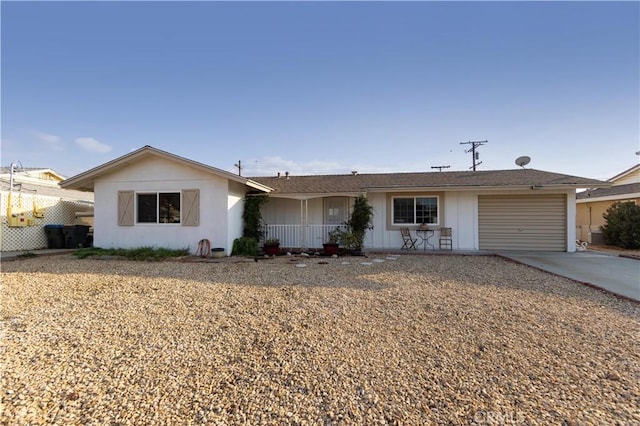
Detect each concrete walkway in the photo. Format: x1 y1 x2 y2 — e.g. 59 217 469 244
498 250 640 302
1 248 75 262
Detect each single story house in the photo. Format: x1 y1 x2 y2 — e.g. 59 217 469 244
1 167 94 251
576 164 640 244
61 145 609 254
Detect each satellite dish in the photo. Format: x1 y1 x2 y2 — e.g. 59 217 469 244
515 156 531 168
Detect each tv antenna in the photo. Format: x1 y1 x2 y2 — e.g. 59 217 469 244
431 165 450 172
460 140 488 171
515 156 531 168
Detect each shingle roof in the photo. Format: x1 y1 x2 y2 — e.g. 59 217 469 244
576 183 640 200
250 169 608 195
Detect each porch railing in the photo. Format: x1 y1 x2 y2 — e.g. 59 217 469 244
263 224 347 249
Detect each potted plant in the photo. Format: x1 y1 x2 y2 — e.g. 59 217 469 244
323 227 343 256
263 238 280 256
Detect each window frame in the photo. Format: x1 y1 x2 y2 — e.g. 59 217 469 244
323 196 351 225
135 191 182 225
391 195 440 226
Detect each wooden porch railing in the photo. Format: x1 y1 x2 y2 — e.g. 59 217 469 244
263 224 347 249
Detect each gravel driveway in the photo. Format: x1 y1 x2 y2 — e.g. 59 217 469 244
1 254 638 425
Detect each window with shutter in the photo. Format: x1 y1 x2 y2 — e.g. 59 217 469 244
118 190 134 226
182 189 200 226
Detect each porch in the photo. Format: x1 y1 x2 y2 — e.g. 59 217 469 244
260 196 353 250
263 224 347 250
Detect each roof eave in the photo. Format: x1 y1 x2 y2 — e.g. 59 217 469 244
264 191 362 199
577 192 640 203
608 164 640 182
365 183 611 192
245 180 273 193
60 146 273 192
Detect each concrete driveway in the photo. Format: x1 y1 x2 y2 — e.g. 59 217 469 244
498 251 640 302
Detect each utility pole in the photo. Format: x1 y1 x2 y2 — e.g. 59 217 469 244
234 160 243 176
460 140 488 171
431 165 450 172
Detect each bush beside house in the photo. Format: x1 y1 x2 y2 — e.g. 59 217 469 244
601 201 640 249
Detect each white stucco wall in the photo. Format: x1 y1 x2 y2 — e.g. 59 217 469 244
227 181 247 251
93 156 240 253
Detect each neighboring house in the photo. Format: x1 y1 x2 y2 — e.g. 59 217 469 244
576 164 640 244
1 167 94 251
61 145 609 254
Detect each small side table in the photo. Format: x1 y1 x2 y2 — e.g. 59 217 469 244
416 229 435 250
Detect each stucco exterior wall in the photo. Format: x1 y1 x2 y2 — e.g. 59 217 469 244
93 156 234 253
227 181 247 251
576 196 639 243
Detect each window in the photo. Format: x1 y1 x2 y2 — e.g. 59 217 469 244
137 192 181 224
324 197 349 225
393 196 438 225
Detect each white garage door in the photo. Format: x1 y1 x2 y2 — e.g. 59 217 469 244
478 194 567 251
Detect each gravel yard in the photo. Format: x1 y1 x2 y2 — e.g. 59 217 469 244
1 254 639 425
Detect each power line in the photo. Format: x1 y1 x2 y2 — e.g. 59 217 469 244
460 140 488 171
234 160 243 176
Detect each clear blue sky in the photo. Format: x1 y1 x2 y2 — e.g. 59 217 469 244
2 1 639 180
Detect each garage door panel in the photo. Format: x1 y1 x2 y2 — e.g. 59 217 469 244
478 194 566 251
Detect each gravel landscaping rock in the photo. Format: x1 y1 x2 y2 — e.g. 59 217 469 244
1 254 638 425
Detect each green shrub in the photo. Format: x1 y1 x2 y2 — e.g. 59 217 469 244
346 194 374 251
601 201 640 249
242 194 269 241
231 237 259 256
74 246 189 261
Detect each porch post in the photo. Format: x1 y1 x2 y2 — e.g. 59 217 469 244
300 199 308 250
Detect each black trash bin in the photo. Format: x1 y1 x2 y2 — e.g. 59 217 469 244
62 225 91 248
44 224 65 249
73 225 91 248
